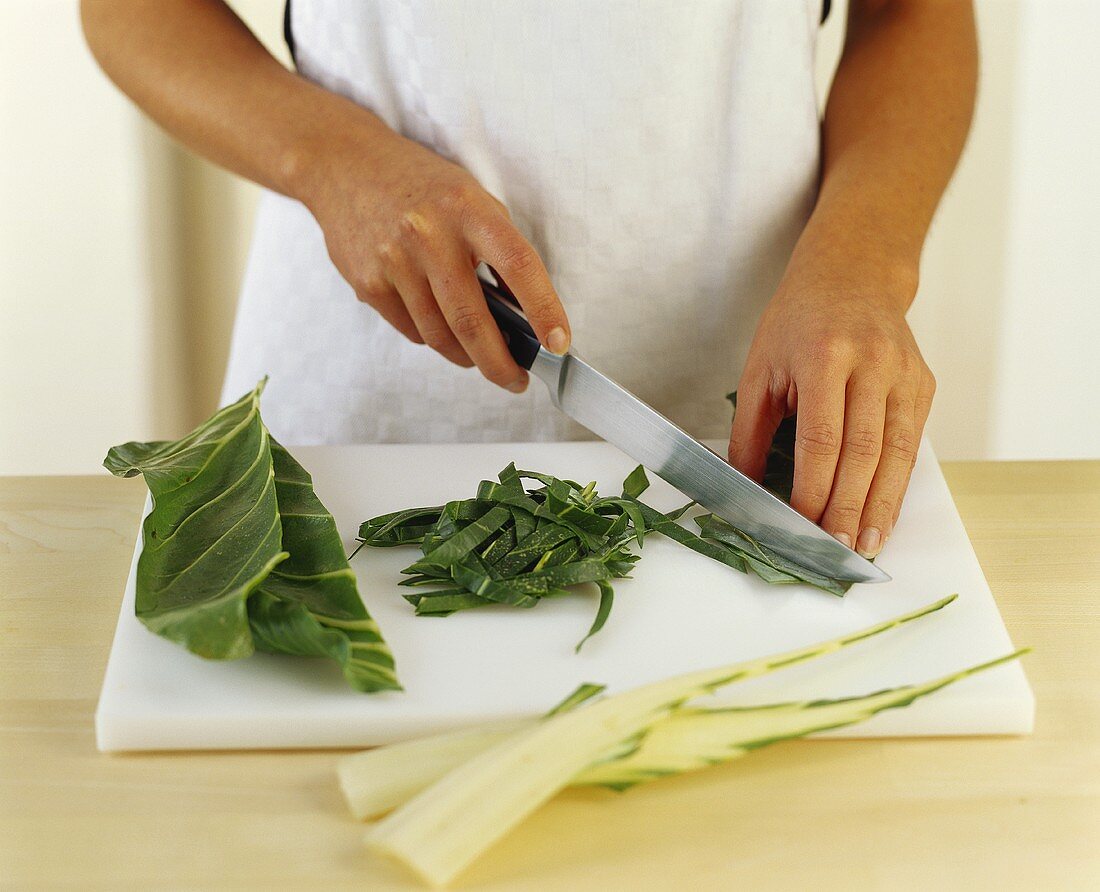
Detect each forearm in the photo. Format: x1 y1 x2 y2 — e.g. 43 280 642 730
80 0 396 200
791 0 978 309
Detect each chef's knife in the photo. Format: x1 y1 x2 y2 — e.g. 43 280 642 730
480 274 890 585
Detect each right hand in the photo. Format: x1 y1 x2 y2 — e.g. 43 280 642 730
300 127 571 393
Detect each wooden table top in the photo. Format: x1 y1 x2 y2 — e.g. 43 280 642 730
1 462 1098 890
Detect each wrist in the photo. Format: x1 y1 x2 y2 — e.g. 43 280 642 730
276 91 403 210
787 217 920 315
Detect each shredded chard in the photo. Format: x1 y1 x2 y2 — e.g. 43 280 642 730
358 461 852 651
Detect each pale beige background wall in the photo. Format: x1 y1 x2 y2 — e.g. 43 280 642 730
1 0 1097 474
0 0 287 475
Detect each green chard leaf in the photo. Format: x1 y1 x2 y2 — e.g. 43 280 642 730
104 384 285 660
105 379 399 692
253 439 400 691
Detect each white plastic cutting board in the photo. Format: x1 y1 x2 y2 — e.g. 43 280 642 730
96 440 1033 751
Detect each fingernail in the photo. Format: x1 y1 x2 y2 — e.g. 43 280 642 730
833 532 852 549
857 527 882 558
506 376 528 394
546 327 569 355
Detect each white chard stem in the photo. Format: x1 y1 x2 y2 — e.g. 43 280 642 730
340 648 1025 823
572 648 1027 788
338 719 534 820
364 596 978 887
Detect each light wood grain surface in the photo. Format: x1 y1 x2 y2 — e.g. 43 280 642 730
1 463 1098 890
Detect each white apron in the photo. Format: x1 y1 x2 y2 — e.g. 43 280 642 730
222 0 824 444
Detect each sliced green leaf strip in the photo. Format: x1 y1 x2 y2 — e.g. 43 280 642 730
358 444 858 649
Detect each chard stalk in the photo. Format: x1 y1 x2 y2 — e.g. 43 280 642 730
340 646 1025 820
573 648 1028 789
339 720 534 821
365 595 957 887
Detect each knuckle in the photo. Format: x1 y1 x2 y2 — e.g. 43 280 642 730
354 275 390 304
805 335 854 370
375 239 406 268
826 499 863 523
522 289 561 321
796 423 841 458
897 348 921 375
923 370 938 398
882 428 918 462
494 239 540 278
397 210 434 246
346 268 372 293
418 320 453 351
437 181 480 217
792 489 830 521
448 304 485 338
842 428 881 460
864 494 896 519
864 333 897 365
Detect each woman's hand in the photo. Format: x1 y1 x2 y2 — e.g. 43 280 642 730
81 0 571 393
724 0 973 561
728 266 935 560
299 127 571 393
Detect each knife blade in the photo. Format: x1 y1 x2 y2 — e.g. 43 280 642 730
481 275 890 584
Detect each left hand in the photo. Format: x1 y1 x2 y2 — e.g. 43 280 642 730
728 268 936 560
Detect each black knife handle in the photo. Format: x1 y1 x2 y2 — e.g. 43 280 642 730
480 274 542 371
